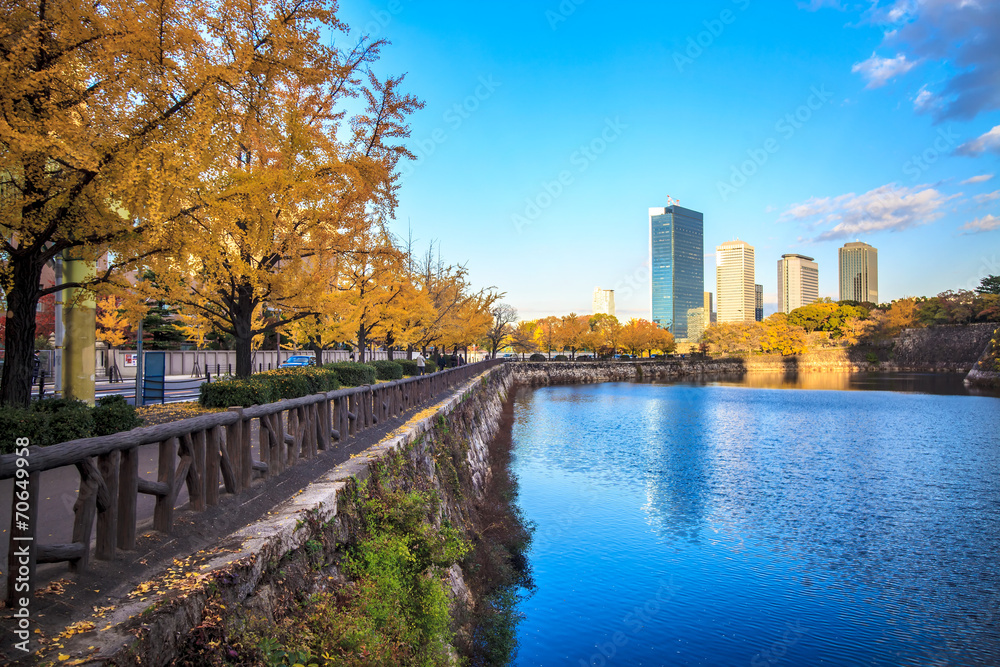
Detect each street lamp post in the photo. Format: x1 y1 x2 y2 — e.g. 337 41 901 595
134 318 144 407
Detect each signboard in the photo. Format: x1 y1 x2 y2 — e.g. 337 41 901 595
142 352 166 404
124 353 138 367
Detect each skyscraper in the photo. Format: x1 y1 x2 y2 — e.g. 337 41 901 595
838 242 878 304
716 240 755 323
703 292 714 328
777 253 819 314
687 307 706 344
755 284 764 322
649 205 704 340
593 288 616 317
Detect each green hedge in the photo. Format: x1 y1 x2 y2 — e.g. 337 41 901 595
0 395 142 453
396 359 437 376
93 395 144 436
372 360 403 381
322 362 377 387
199 367 342 408
528 353 547 362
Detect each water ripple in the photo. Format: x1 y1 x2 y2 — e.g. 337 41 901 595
511 380 1000 667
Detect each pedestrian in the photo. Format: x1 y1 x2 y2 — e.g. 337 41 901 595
350 348 356 363
415 352 426 376
458 354 465 366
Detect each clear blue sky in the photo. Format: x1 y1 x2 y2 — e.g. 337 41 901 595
337 0 1000 320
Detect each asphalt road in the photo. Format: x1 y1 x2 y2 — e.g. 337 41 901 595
32 376 207 405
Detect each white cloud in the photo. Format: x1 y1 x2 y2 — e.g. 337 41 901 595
960 214 1000 234
973 190 1000 204
956 125 1000 157
912 85 939 113
865 0 1000 120
961 174 994 185
851 53 918 89
780 183 958 241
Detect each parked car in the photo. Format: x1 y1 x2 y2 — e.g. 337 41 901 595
279 355 316 369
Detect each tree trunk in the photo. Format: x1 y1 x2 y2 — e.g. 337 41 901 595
0 254 45 407
357 322 367 363
232 282 255 378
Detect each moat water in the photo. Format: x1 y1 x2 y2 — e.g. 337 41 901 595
509 373 1000 666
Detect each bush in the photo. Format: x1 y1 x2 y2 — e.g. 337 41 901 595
396 359 439 376
0 396 142 453
93 395 142 436
200 377 276 408
297 366 342 393
553 354 569 361
323 362 377 387
397 359 418 376
199 367 342 408
31 398 94 445
528 353 547 362
372 359 403 381
577 355 592 360
0 407 50 453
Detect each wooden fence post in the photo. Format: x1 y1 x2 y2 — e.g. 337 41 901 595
153 438 177 533
118 447 138 549
224 408 242 493
95 450 120 560
206 426 221 506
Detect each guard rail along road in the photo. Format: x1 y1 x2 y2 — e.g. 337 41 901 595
1 359 505 605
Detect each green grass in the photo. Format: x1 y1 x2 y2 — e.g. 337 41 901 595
233 486 470 667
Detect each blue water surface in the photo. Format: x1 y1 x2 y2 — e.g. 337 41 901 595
510 378 1000 666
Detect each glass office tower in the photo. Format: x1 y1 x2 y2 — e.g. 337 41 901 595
649 205 704 340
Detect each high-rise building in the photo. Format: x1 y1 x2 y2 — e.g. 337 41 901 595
687 307 706 344
777 254 819 314
649 205 704 340
593 288 616 317
716 240 755 323
703 292 714 329
838 241 878 304
755 284 764 322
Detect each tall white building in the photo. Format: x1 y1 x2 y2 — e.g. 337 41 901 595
593 288 616 317
838 242 878 304
716 240 756 323
777 254 819 314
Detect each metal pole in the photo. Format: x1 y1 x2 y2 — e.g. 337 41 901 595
134 318 144 407
53 255 63 396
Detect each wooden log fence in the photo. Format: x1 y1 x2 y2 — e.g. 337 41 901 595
1 359 505 605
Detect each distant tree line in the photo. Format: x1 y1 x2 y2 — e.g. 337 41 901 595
486 312 676 360
700 275 1000 356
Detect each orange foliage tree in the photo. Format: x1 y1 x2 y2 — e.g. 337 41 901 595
0 0 217 404
143 14 422 377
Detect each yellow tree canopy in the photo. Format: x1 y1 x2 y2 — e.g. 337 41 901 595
143 8 422 376
95 296 128 348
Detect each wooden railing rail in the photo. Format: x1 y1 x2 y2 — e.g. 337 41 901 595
2 359 506 604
